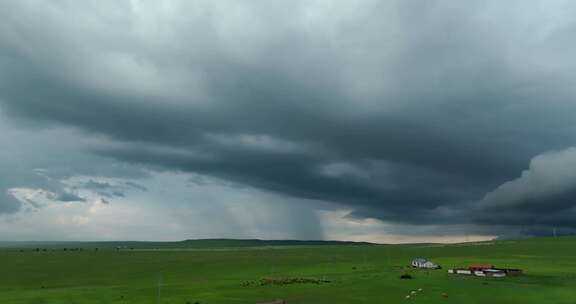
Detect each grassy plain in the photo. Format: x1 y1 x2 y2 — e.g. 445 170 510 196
1 237 575 303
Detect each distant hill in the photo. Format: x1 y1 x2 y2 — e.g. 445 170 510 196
183 238 374 247
0 238 374 249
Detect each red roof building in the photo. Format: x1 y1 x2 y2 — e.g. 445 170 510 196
468 264 494 271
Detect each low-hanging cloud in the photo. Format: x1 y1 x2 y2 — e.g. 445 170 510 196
469 148 576 227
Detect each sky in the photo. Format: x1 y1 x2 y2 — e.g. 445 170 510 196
1 0 576 243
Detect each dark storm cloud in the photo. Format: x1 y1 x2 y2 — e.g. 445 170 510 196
2 0 576 232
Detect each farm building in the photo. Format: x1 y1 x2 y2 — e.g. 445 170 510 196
448 264 523 278
411 258 440 269
448 268 503 277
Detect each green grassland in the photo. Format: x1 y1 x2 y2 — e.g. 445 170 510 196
1 237 575 304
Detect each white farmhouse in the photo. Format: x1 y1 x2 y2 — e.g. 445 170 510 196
411 258 440 269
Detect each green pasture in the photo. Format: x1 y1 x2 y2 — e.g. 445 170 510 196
1 237 575 303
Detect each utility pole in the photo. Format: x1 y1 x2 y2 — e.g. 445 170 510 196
362 246 368 268
156 273 163 304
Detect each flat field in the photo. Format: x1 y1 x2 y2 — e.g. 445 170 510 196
1 237 575 303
